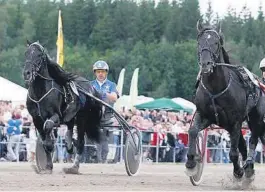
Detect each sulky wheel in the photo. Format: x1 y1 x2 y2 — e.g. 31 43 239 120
124 127 142 176
189 130 207 186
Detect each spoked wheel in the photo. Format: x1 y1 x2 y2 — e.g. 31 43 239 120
124 127 142 176
189 130 207 186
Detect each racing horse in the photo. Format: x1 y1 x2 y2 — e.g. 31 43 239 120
23 40 103 174
185 20 265 181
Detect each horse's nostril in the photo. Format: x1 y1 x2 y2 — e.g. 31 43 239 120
24 71 31 76
24 70 31 79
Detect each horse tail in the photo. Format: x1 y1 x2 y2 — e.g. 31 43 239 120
85 99 102 143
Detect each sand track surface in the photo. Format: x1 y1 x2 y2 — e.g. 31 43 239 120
0 162 264 191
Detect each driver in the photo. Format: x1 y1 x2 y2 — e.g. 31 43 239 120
91 60 119 163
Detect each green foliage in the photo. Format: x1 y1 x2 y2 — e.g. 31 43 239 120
0 0 265 101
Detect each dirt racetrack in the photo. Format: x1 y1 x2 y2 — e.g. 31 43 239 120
0 162 265 191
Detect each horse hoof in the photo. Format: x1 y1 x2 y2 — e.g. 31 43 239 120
245 167 255 179
185 160 196 170
233 168 244 180
63 167 79 174
185 161 198 177
244 161 255 179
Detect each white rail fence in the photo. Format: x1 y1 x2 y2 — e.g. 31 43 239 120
0 126 263 164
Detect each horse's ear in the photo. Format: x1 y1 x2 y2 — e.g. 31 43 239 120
196 19 203 32
216 21 222 33
26 39 32 47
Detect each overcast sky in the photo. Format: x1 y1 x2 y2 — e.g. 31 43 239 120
199 0 264 18
151 0 265 18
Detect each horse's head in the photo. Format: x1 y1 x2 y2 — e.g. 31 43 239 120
196 20 224 74
23 40 48 84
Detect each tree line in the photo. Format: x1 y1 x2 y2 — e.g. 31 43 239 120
0 0 265 101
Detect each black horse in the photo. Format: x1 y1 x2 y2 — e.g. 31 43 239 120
23 40 103 174
185 20 265 180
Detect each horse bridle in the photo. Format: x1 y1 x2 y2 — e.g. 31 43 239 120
26 43 65 121
197 30 233 125
197 29 222 67
25 43 47 83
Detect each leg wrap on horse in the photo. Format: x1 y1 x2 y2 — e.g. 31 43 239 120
76 139 85 155
188 127 199 139
187 127 199 155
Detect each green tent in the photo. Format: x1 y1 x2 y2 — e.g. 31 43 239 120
134 97 193 113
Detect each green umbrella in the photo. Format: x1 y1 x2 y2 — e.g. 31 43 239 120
134 97 193 113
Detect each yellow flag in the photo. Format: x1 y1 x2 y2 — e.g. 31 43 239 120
56 10 64 67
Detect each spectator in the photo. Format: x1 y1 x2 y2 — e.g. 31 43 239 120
27 125 37 162
6 112 22 161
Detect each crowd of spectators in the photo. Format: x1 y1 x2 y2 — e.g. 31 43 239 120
0 100 264 164
0 100 34 162
117 108 192 162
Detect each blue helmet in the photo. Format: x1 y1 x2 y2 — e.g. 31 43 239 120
93 60 109 72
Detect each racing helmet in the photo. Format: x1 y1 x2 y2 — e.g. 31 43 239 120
93 60 109 72
259 58 265 69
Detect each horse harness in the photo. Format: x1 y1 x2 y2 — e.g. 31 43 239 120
197 29 259 125
27 73 68 121
200 68 232 125
198 63 260 125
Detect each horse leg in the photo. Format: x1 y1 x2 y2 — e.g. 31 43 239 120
243 114 262 180
63 116 85 174
185 112 211 175
238 131 248 165
42 114 60 172
31 118 45 174
243 131 259 180
228 123 244 179
65 119 75 154
32 118 45 141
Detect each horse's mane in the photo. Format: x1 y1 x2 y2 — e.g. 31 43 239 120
222 47 231 64
222 47 245 66
220 39 251 84
46 57 78 85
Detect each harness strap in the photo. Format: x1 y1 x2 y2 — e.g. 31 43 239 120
200 72 232 125
28 77 64 121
